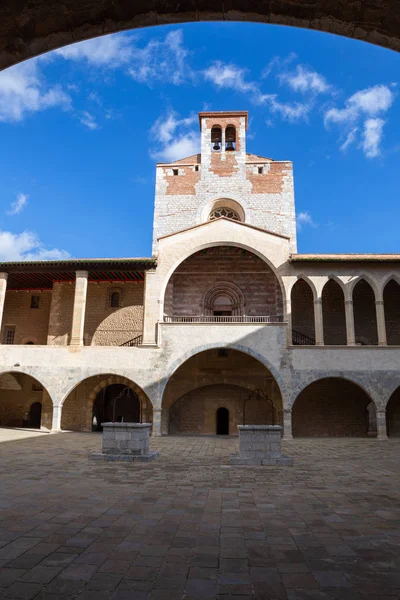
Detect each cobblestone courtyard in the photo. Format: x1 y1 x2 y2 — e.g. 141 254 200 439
0 430 399 599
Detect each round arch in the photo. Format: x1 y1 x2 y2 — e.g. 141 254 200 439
60 373 153 431
0 370 53 430
1 3 400 73
291 376 377 437
161 342 287 405
162 347 284 435
160 241 287 318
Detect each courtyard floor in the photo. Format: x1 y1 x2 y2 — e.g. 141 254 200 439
0 430 399 599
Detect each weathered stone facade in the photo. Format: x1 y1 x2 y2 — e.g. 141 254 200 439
0 110 400 441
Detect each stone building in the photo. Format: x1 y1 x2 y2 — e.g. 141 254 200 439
0 110 399 439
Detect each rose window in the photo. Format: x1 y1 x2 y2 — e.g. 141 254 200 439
209 207 241 222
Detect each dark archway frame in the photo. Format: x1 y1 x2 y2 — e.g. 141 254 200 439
1 1 399 73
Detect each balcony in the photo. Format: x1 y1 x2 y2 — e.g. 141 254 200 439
163 315 284 324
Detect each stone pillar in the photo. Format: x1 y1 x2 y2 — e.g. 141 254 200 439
376 410 388 440
0 273 8 341
282 409 293 440
313 298 324 346
70 271 88 346
285 298 292 345
50 405 62 433
152 408 162 436
375 299 387 346
344 299 356 346
142 270 159 346
161 408 170 435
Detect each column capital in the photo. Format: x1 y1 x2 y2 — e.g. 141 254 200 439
0 272 8 281
75 270 89 278
344 299 353 306
375 299 384 306
313 298 322 305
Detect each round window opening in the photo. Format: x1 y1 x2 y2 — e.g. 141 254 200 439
209 207 241 222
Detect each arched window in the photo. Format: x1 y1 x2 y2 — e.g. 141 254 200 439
291 279 315 345
225 125 236 151
353 279 378 345
211 126 222 151
209 207 241 222
321 280 346 345
110 291 120 308
383 279 400 345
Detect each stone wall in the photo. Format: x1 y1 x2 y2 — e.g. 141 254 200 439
165 247 282 317
169 384 277 435
46 281 144 346
0 373 52 429
2 290 52 345
292 378 373 437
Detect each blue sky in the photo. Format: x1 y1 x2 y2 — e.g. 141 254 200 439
0 22 399 260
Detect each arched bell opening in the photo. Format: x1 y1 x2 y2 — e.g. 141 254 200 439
211 125 222 152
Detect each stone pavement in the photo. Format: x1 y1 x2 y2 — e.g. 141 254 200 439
0 429 399 599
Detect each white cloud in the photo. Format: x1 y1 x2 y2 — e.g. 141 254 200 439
128 30 189 85
7 193 28 216
279 65 331 94
0 230 70 261
150 111 199 162
79 111 99 130
340 128 358 152
325 84 394 158
54 34 134 67
0 60 70 122
297 211 317 231
261 94 311 122
362 118 385 158
203 62 257 94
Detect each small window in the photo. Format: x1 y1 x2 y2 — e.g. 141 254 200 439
172 169 179 176
110 291 120 308
30 295 40 309
258 167 263 174
195 165 199 172
4 326 15 345
218 349 229 358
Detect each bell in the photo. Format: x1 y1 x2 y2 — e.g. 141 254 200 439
226 141 235 151
213 142 221 151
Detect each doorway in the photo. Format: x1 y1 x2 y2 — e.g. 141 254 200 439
216 407 229 435
29 402 42 429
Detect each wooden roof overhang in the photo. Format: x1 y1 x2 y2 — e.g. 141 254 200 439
0 258 156 291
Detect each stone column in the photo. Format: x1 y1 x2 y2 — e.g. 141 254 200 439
161 408 170 435
50 405 62 433
152 408 162 436
142 270 159 346
285 298 292 345
375 299 387 346
344 299 356 346
282 409 293 440
313 298 324 346
376 410 388 440
70 271 88 346
0 272 8 341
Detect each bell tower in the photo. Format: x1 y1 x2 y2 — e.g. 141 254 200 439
199 111 248 178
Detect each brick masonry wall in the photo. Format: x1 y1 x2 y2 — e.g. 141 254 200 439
322 280 347 345
165 247 282 317
292 378 372 437
0 373 52 429
353 280 378 345
2 290 52 344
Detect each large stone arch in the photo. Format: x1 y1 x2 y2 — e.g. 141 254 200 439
291 376 377 437
1 1 399 72
60 373 153 431
161 341 287 406
160 237 288 316
0 370 53 430
162 346 283 435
